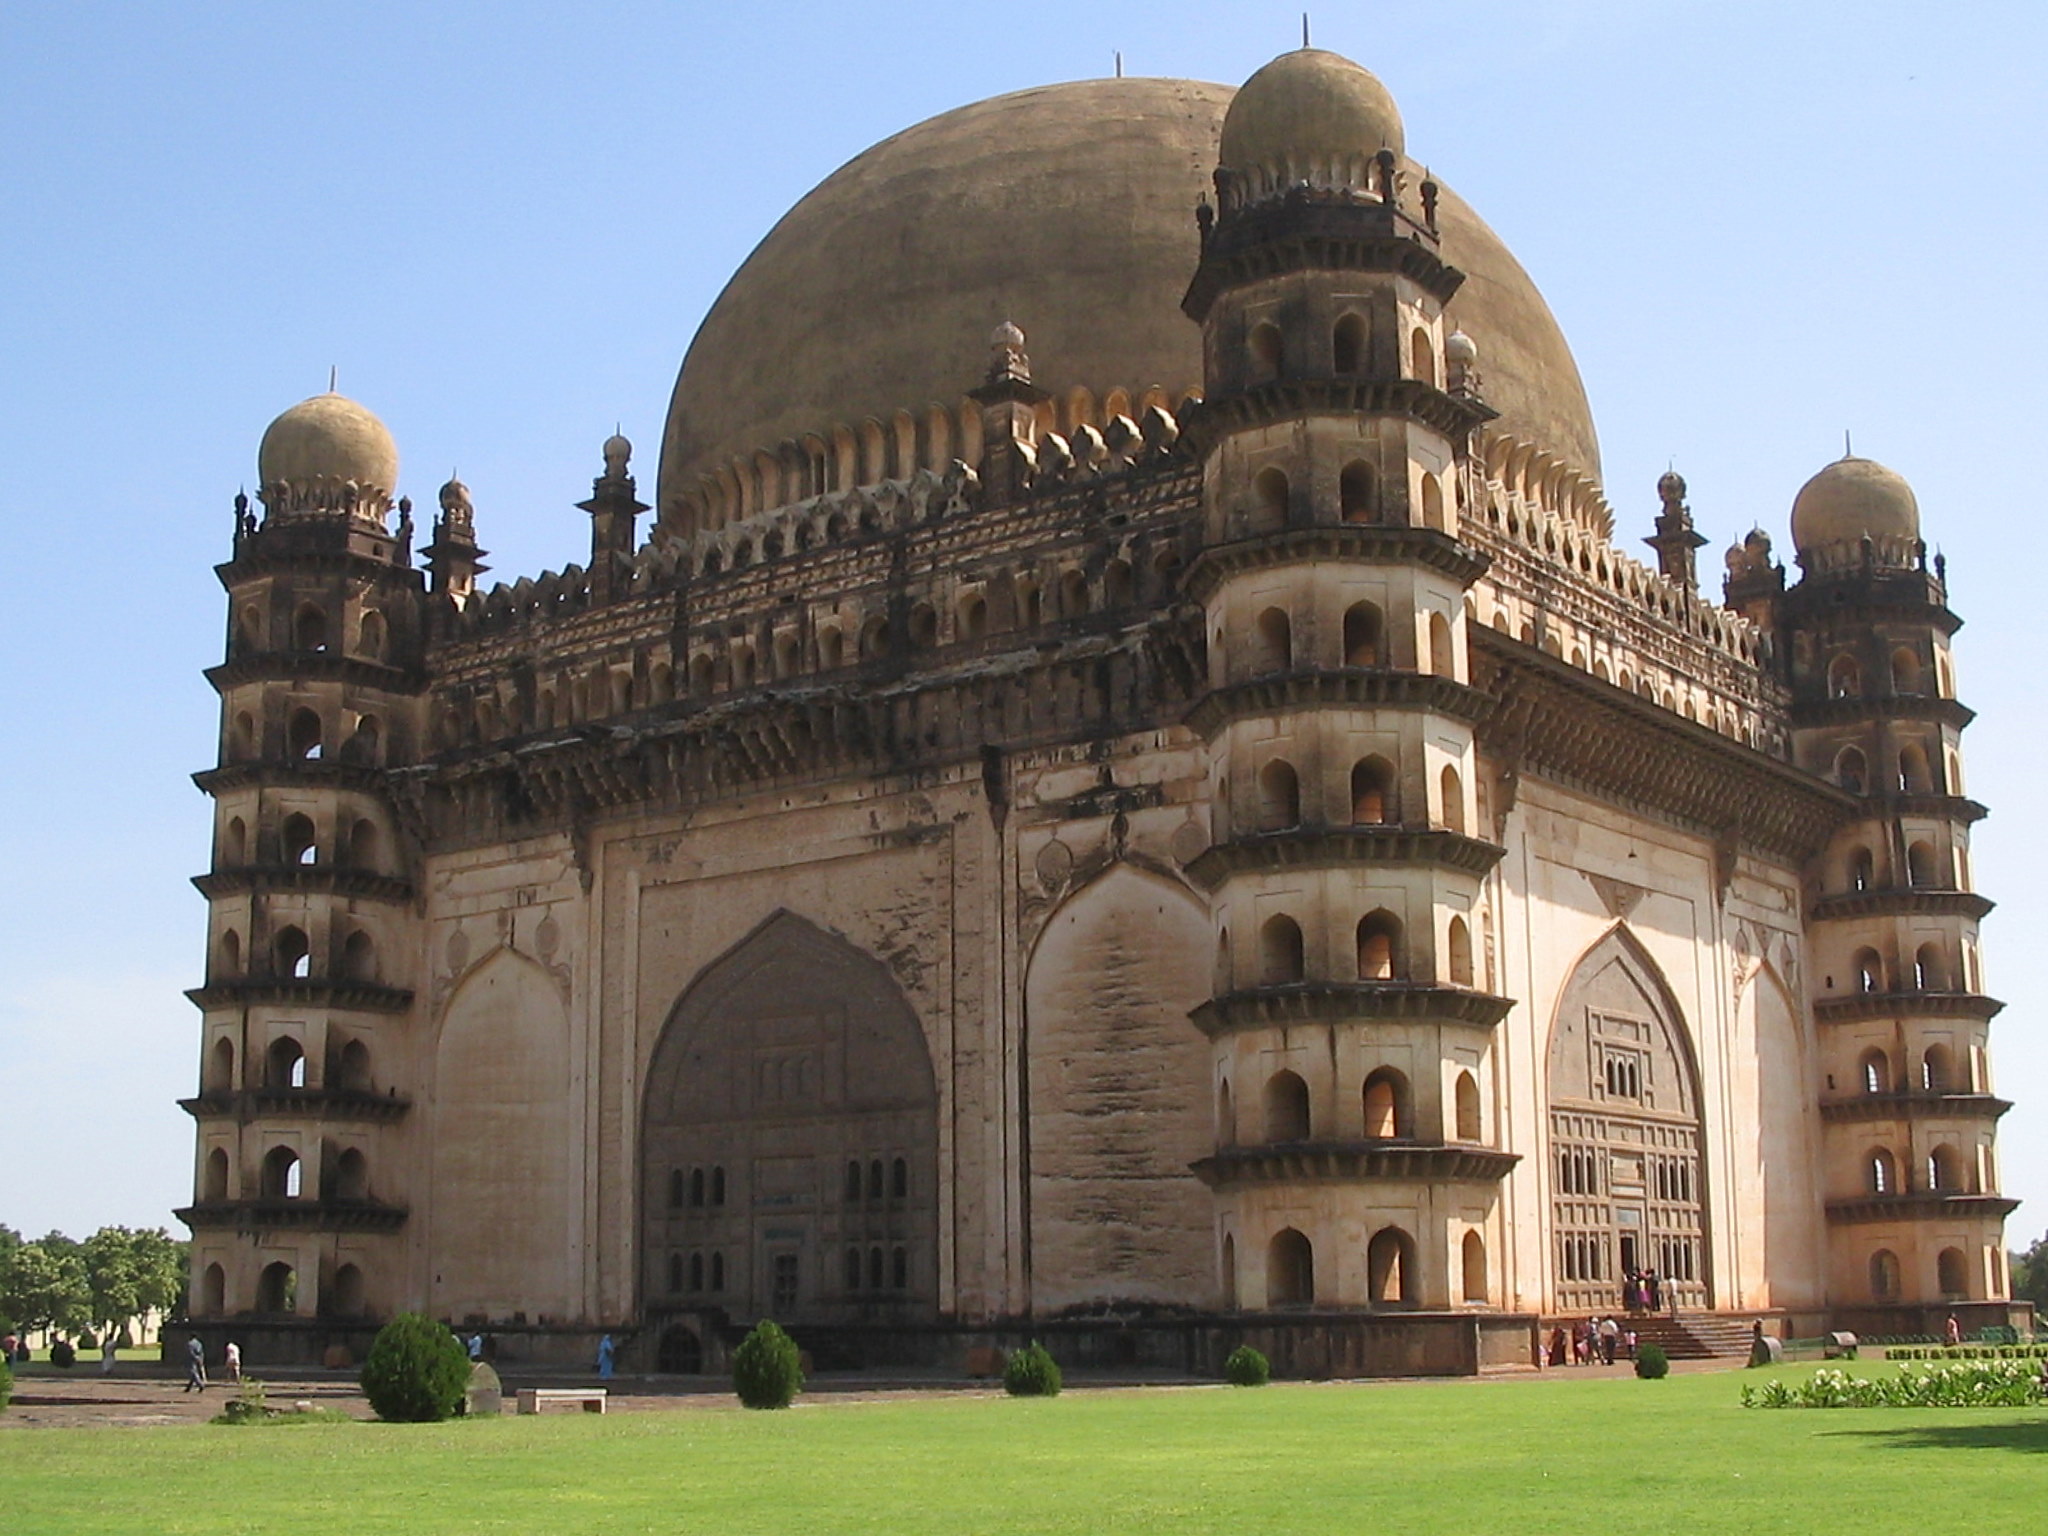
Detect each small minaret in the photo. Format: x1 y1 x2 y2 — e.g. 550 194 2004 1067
580 431 647 605
968 321 1048 507
423 475 487 601
1645 470 1708 590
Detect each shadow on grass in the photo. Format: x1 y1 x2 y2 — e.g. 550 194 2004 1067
1826 1420 2048 1455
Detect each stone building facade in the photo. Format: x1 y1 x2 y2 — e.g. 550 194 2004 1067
177 48 2021 1370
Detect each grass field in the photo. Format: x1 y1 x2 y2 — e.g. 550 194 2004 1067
5 1364 2043 1535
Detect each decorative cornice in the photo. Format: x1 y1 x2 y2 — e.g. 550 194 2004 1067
1184 198 1462 319
1823 1192 2017 1226
1184 524 1488 603
1813 990 2004 1026
192 865 415 904
1185 670 1492 740
194 761 394 797
1818 1092 2012 1126
206 653 426 695
1809 887 1994 923
1191 1141 1520 1188
179 1088 412 1124
186 979 415 1015
175 1199 410 1233
1185 826 1504 891
1790 695 1975 731
1181 377 1494 455
1470 630 1853 866
1191 983 1514 1038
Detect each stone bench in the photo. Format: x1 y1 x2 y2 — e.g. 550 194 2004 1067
516 1387 608 1415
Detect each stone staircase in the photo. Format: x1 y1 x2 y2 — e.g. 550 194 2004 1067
1629 1312 1759 1361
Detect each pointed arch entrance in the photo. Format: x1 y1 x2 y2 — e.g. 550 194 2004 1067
641 911 938 1327
1546 926 1709 1312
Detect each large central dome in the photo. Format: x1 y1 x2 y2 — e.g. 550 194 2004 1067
658 71 1599 527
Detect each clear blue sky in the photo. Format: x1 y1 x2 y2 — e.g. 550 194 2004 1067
3 1 2045 1253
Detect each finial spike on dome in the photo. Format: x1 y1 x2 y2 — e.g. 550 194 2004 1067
1844 429 1853 459
1114 50 1122 78
329 365 337 394
1302 12 1310 48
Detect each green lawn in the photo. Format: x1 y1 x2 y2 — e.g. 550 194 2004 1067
6 1365 2044 1534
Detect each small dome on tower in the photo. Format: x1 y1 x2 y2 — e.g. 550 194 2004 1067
1445 329 1478 366
1789 455 1919 553
257 392 398 510
1219 49 1405 184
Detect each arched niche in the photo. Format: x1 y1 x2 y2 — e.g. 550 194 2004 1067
429 948 574 1321
642 911 938 1326
1544 925 1710 1311
1024 862 1214 1311
1729 963 1824 1310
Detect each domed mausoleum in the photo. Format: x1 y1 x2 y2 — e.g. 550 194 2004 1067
180 46 2021 1374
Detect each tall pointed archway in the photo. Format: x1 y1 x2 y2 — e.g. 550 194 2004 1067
641 912 938 1327
1545 926 1710 1311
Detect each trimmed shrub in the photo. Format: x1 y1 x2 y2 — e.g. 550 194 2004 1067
1224 1345 1271 1387
1634 1343 1669 1380
359 1313 471 1422
1744 1361 2043 1409
0 1357 11 1411
49 1340 76 1369
732 1319 804 1410
1003 1341 1062 1398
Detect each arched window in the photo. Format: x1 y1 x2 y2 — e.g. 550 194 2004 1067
1428 612 1455 677
1363 1068 1409 1138
261 1145 301 1200
844 1160 862 1202
691 1252 706 1292
203 1145 230 1201
1259 914 1304 984
201 1262 226 1316
289 708 323 760
1253 607 1292 675
1928 1145 1962 1192
1914 942 1947 992
1859 1049 1891 1095
957 594 988 643
690 1167 706 1207
1461 1230 1488 1305
1446 915 1474 986
1355 910 1403 981
1250 322 1283 380
1409 328 1435 387
843 1247 861 1292
1438 765 1466 835
1852 948 1884 995
711 1252 724 1291
1937 1246 1969 1298
256 1261 297 1314
334 1147 369 1202
1890 647 1922 694
668 1169 686 1209
908 604 938 647
342 930 377 984
1343 601 1383 666
1015 579 1042 628
817 627 845 670
1268 1227 1314 1305
348 819 380 871
869 1159 885 1200
217 929 242 978
1368 1225 1416 1306
1263 1069 1311 1142
1454 1071 1482 1140
222 816 248 866
1103 560 1133 608
343 714 381 765
340 1039 374 1095
1868 1148 1898 1195
1922 1044 1955 1093
890 1158 907 1199
712 1166 727 1205
1252 467 1290 531
1834 747 1866 795
1869 1248 1900 1300
294 603 328 652
1339 460 1376 523
237 606 264 654
1828 653 1861 698
1351 757 1397 824
1898 743 1933 794
892 1246 908 1290
267 1034 304 1090
1904 841 1937 888
1333 313 1366 374
1256 759 1300 831
230 711 257 759
1221 1233 1238 1309
1058 568 1090 620
1849 846 1876 892
1216 1079 1236 1146
1419 475 1446 531
668 1252 685 1293
860 616 891 658
206 1036 235 1093
357 609 386 661
274 926 311 981
869 1247 885 1290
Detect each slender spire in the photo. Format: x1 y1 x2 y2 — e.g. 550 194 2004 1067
1302 11 1310 47
328 365 337 393
1114 50 1122 78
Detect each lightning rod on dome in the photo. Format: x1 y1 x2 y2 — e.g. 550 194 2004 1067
1303 13 1311 47
328 365 337 393
1115 50 1122 78
1844 429 1853 459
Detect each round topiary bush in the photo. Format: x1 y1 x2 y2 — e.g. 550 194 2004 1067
1224 1345 1271 1387
0 1357 12 1411
1003 1341 1062 1397
49 1340 75 1369
1634 1343 1670 1380
732 1319 804 1410
359 1313 472 1422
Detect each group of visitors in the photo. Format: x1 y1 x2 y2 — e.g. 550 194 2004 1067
181 1335 241 1392
1546 1316 1640 1367
1621 1268 1665 1313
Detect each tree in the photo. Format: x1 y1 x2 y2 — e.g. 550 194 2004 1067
0 1239 90 1336
2009 1231 2048 1312
359 1314 472 1422
80 1228 185 1340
